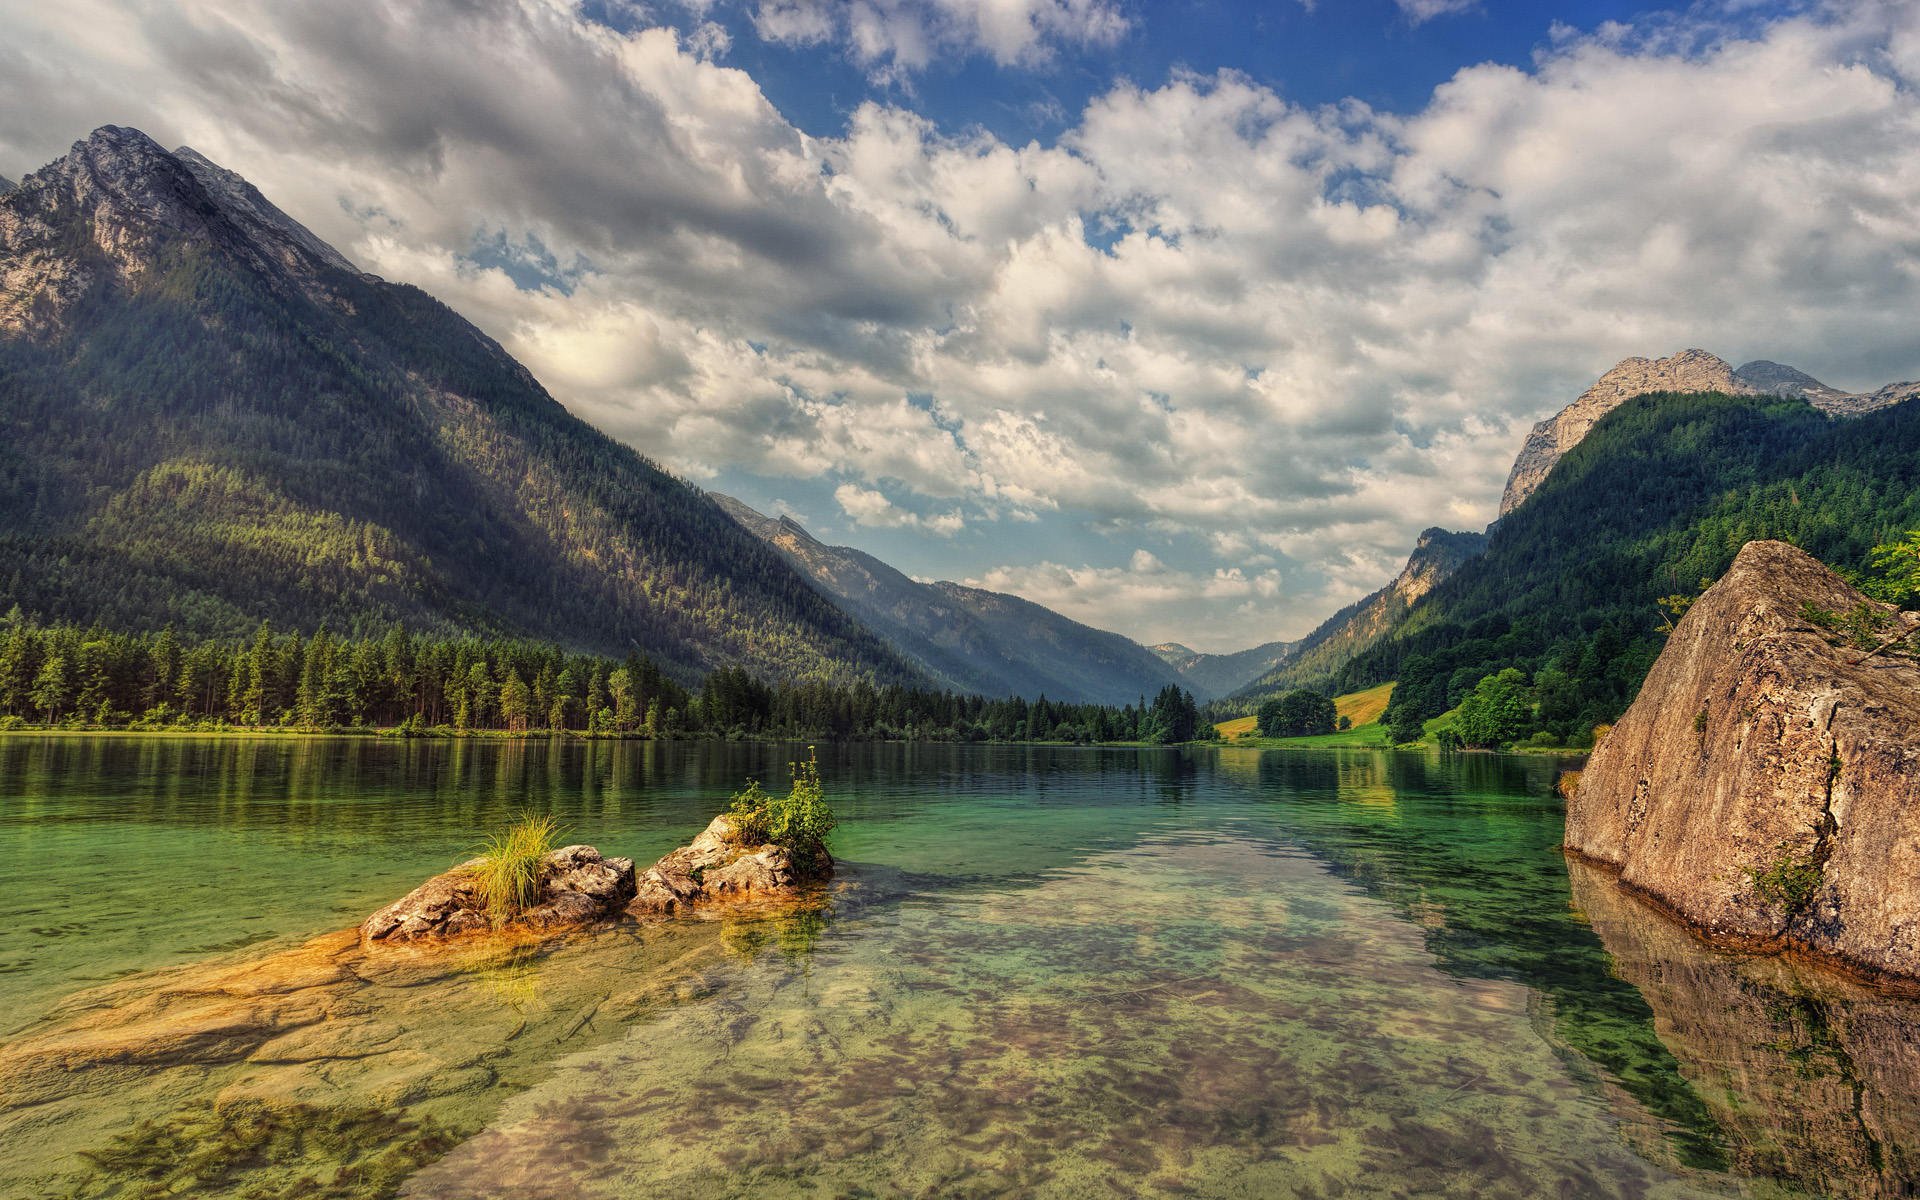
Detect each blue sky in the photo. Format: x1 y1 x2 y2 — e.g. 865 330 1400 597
3 0 1914 650
687 0 1660 141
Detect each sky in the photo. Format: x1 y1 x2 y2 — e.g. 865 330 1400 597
2 0 1917 652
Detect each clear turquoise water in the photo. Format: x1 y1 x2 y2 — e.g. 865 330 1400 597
0 736 1914 1198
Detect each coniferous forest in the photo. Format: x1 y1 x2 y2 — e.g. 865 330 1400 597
1356 391 1920 744
0 612 1204 744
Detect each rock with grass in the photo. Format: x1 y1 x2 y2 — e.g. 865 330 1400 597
629 752 835 916
361 818 635 945
1566 540 1920 982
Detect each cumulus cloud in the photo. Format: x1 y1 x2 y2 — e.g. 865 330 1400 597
963 551 1286 644
0 0 1916 650
751 0 1129 77
834 482 966 534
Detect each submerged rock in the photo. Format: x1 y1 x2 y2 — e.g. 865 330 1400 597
1567 539 1920 982
361 844 636 945
628 815 828 916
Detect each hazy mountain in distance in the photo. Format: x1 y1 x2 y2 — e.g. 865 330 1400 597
711 494 1192 704
1155 640 1301 699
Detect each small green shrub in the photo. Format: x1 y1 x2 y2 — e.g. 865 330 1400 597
727 748 836 875
1751 843 1822 913
473 812 561 924
1799 602 1840 630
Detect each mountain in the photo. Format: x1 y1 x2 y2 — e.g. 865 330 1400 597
1734 360 1920 418
1225 527 1487 704
1499 350 1917 516
0 177 13 194
1347 388 1920 741
0 126 920 685
1729 360 1851 408
1153 639 1298 699
711 494 1187 704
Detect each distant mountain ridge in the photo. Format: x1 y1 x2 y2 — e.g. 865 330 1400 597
711 494 1187 704
0 126 920 686
1499 350 1918 516
1225 527 1487 704
1153 639 1299 699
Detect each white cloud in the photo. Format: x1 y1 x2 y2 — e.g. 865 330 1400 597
1397 0 1478 25
834 483 966 534
1 0 1917 648
963 554 1287 646
750 0 1129 77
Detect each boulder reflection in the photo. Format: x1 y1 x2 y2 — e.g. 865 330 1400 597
1568 858 1920 1198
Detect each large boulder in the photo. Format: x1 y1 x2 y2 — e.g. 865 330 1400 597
626 815 825 916
361 844 635 945
1567 539 1920 981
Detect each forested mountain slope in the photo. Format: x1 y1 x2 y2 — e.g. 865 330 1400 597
1223 527 1487 707
1345 391 1920 739
0 126 919 686
712 494 1186 703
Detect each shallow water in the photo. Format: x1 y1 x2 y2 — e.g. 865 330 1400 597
0 736 1915 1198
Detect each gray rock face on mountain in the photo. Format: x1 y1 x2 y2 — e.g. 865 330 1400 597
1499 350 1754 517
0 176 13 195
172 145 358 275
1731 360 1851 408
1567 540 1920 983
0 126 354 336
711 493 1188 703
1501 350 1920 517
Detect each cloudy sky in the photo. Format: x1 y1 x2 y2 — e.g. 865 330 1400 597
3 0 1917 651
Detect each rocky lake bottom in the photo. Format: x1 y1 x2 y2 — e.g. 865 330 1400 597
1 736 1916 1198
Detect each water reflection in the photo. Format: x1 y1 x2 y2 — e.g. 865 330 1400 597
1569 859 1920 1198
5 737 1919 1198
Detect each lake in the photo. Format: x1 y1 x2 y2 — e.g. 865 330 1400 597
1 735 1914 1198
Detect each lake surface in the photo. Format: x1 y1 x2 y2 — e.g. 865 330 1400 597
1 736 1916 1198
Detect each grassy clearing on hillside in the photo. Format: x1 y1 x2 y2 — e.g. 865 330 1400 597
1336 682 1394 728
1215 683 1397 748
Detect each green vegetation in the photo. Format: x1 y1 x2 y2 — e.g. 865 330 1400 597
727 749 836 875
1751 843 1823 914
1257 689 1337 737
1218 683 1397 748
0 187 913 689
473 813 561 924
0 611 1204 745
1450 668 1534 748
1327 392 1920 747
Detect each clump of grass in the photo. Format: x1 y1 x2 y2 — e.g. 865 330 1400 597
726 747 837 876
1751 841 1822 914
473 812 561 925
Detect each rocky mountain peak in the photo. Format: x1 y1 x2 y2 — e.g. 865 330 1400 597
1732 360 1846 404
0 175 14 195
1500 349 1757 515
0 125 355 335
172 145 357 275
1500 349 1920 519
